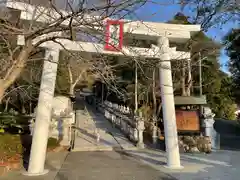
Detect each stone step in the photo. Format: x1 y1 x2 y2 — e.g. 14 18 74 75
72 98 136 152
75 129 107 136
72 145 138 152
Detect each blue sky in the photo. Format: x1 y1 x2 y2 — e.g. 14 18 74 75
131 0 238 73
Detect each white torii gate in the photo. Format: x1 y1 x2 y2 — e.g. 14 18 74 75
5 1 201 176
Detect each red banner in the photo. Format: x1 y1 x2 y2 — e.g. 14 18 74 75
104 19 123 51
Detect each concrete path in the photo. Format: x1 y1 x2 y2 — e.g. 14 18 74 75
125 148 240 180
3 147 240 180
72 97 136 151
54 151 177 180
3 151 177 180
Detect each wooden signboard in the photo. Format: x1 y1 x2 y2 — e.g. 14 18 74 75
175 110 200 132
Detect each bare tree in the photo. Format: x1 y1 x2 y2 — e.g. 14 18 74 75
58 49 116 97
180 0 239 31
0 0 146 103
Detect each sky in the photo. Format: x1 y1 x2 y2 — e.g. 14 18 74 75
130 0 238 73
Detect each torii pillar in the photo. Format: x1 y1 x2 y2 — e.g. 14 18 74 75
23 49 60 176
158 37 182 169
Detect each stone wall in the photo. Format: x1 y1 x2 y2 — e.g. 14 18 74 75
178 135 211 153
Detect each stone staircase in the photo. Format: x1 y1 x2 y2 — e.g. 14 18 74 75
72 98 136 152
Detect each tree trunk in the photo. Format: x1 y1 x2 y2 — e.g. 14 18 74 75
0 43 33 103
20 92 26 114
156 102 162 118
186 59 192 96
101 83 104 103
181 61 186 96
0 86 5 104
21 104 26 114
134 61 138 114
4 97 10 112
69 84 74 96
152 68 157 118
67 62 86 97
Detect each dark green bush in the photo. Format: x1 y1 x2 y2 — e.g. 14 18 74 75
47 137 60 148
0 113 31 134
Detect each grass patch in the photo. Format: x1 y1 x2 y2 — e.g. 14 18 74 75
0 134 60 163
0 134 22 162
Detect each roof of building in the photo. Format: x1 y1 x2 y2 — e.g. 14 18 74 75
174 95 207 105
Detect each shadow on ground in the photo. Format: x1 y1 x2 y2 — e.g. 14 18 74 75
75 127 118 146
20 134 32 170
55 151 178 180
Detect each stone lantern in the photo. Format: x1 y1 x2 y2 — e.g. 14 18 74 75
202 107 220 149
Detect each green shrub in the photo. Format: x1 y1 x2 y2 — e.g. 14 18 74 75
0 113 31 134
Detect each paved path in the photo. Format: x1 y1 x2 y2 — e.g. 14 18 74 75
126 148 240 180
72 97 136 151
3 151 177 180
55 151 176 180
5 149 240 180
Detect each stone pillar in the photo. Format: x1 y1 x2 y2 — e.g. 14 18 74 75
133 127 138 142
137 118 145 148
60 116 71 146
29 119 35 136
135 114 145 148
71 112 75 124
158 37 182 169
24 49 60 176
111 114 116 127
204 119 215 137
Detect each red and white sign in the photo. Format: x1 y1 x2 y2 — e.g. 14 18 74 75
104 19 123 51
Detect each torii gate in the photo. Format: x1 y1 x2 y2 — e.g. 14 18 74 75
6 1 201 176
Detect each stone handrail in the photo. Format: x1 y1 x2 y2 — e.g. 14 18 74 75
94 99 220 151
93 99 145 148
